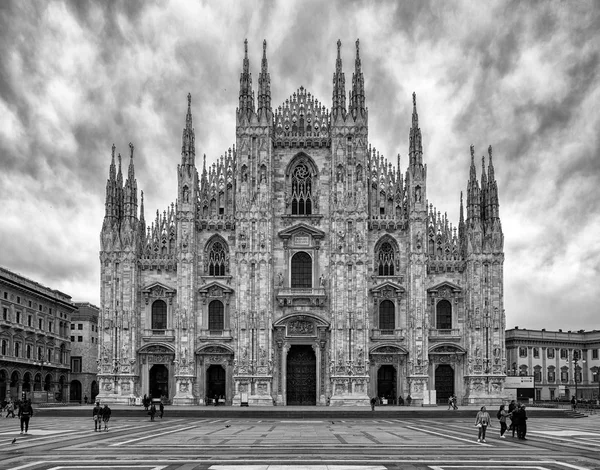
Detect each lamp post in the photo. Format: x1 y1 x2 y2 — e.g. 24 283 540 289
572 351 586 400
33 360 49 401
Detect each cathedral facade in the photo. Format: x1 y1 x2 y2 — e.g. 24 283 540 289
97 40 506 406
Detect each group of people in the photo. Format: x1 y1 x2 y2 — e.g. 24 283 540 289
92 402 112 432
474 400 528 443
142 394 164 421
447 395 458 410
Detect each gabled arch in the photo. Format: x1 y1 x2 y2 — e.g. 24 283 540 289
195 344 234 355
284 152 319 177
138 343 176 354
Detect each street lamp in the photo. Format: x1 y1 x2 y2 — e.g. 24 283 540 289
572 351 586 400
34 360 50 401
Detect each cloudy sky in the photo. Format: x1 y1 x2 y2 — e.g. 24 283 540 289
1 0 598 331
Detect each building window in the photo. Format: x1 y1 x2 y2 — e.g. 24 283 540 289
17 296 21 304
533 347 539 358
1 339 7 356
379 300 395 331
48 321 53 333
561 370 569 382
290 162 313 215
78 324 83 330
593 371 599 383
547 348 555 359
560 349 568 359
535 389 541 401
151 300 167 330
47 349 52 362
208 300 224 331
291 251 312 288
91 337 94 344
71 357 82 373
436 299 452 329
376 241 396 276
519 347 528 358
593 349 599 360
70 336 75 342
28 315 32 327
16 311 21 323
70 324 74 330
37 347 42 361
550 389 555 400
77 336 83 342
547 370 555 382
15 342 20 357
3 292 7 299
534 370 542 382
3 307 7 320
207 240 227 276
39 319 43 329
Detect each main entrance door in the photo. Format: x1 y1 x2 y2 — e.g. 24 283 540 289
286 345 316 405
435 364 454 404
377 365 397 403
207 365 226 401
149 364 169 399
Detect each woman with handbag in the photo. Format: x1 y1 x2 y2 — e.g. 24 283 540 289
475 406 491 443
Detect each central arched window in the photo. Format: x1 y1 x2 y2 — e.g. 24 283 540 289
377 242 395 275
436 299 452 329
208 300 224 330
379 300 395 331
291 163 313 215
208 241 226 276
291 251 312 288
151 300 167 330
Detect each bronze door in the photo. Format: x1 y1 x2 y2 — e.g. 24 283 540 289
377 365 397 403
286 345 316 405
149 364 169 399
435 364 454 404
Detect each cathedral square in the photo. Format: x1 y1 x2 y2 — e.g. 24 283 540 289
97 39 505 407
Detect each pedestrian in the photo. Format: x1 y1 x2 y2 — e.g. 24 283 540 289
447 395 454 410
93 402 102 432
370 397 376 411
18 399 33 435
5 399 16 418
571 396 577 411
159 401 164 419
398 395 404 406
149 402 156 421
102 404 111 431
497 404 509 438
516 404 528 440
508 400 517 435
406 394 412 406
84 395 88 405
474 405 491 443
143 394 149 411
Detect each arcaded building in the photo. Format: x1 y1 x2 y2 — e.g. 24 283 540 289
0 266 75 403
69 302 100 403
97 40 506 406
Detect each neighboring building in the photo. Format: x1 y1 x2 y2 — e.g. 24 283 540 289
69 302 99 403
0 266 75 403
97 39 506 406
506 327 600 401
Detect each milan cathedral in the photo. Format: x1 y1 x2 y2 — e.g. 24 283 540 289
98 39 506 406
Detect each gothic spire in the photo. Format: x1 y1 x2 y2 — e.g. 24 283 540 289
466 145 480 223
257 39 272 120
487 145 500 220
104 144 117 219
238 39 254 119
182 92 195 167
350 38 365 120
332 39 346 120
409 92 423 167
123 142 138 220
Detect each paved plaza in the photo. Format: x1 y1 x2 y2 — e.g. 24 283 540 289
1 411 599 470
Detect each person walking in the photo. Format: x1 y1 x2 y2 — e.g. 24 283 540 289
370 397 376 411
93 402 102 432
508 400 517 435
474 406 491 443
571 396 577 411
447 396 454 410
102 404 111 431
84 395 88 405
497 404 509 438
18 399 33 435
5 399 16 418
159 401 164 419
406 394 412 406
143 394 149 411
149 402 156 421
516 404 528 440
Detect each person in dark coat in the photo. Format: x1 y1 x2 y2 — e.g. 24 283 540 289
102 404 111 431
508 400 517 435
93 402 102 432
159 401 164 419
149 403 156 421
18 400 33 435
516 405 528 440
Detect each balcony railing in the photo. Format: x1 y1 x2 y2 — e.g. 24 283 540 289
370 329 406 341
276 287 326 308
429 328 461 339
142 329 175 342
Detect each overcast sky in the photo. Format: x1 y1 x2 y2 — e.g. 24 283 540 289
1 1 598 331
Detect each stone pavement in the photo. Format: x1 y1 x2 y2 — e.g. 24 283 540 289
0 412 598 470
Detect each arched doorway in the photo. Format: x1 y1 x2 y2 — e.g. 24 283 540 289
10 371 19 399
435 364 455 404
149 364 169 399
0 370 6 402
206 365 226 401
91 380 99 402
286 345 316 405
22 373 31 400
70 380 82 402
377 365 397 403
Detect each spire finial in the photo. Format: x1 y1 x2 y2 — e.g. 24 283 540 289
488 145 493 160
187 92 191 107
129 142 134 158
112 143 116 159
337 39 341 58
244 38 248 58
470 144 474 160
412 91 416 107
263 39 267 57
356 38 360 57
